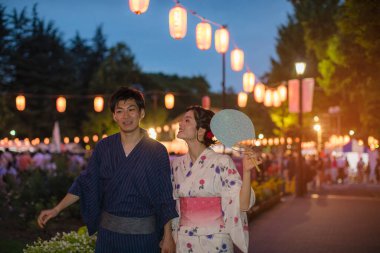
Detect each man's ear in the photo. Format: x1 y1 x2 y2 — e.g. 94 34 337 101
112 113 117 122
140 109 145 119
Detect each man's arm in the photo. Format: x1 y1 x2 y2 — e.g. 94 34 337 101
37 193 79 228
160 220 175 253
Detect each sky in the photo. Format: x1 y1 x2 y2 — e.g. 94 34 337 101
2 0 293 92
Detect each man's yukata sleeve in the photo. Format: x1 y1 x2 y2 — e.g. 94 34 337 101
151 145 178 228
68 143 102 235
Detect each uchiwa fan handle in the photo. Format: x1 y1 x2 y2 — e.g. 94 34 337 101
235 144 262 173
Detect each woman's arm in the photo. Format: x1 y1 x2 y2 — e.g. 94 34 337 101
240 154 254 211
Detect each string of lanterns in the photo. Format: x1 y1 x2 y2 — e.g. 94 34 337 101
11 92 212 113
128 0 290 109
13 94 106 113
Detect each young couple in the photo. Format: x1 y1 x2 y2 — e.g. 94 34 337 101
38 87 255 253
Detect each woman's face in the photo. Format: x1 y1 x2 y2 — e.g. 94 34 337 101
177 110 198 141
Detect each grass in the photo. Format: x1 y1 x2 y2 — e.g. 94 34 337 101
0 239 26 253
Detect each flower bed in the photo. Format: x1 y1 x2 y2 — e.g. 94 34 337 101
248 177 284 221
24 227 96 253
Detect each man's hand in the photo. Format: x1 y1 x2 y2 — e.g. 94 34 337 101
160 233 176 253
37 208 59 228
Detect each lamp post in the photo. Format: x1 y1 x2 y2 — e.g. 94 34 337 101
295 62 306 197
215 25 229 109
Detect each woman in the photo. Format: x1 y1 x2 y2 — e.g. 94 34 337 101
171 106 255 253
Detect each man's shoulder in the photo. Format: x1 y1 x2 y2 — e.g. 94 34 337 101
143 137 167 152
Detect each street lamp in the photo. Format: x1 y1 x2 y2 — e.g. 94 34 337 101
295 61 306 197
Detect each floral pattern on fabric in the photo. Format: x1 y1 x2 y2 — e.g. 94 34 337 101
171 148 255 253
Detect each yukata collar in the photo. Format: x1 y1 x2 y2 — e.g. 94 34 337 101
185 147 213 168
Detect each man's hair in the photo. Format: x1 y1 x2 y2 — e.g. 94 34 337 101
109 87 145 113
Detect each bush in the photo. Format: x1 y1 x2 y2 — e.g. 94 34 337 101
23 227 96 253
0 154 81 225
251 177 284 205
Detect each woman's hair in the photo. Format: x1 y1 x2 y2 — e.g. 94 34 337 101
109 87 145 113
186 105 216 147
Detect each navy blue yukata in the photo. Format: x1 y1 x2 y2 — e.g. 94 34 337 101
69 132 178 252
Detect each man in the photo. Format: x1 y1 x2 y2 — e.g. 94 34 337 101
37 87 177 253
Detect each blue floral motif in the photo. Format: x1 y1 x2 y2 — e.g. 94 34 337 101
215 166 220 174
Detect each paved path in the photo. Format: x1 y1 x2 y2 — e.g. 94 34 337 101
245 184 380 253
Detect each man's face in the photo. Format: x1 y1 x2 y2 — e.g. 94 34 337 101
113 99 144 134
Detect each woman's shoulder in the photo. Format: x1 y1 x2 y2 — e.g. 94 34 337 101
171 154 187 166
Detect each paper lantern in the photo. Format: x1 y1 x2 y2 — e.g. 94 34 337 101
129 0 149 15
215 27 229 54
94 96 104 112
83 136 89 143
278 84 287 102
254 83 265 103
264 89 273 107
202 96 211 109
196 21 212 50
169 5 187 40
56 97 66 113
165 93 175 109
272 90 281 107
63 137 69 144
92 135 99 142
237 92 248 108
231 48 244 71
243 72 255 93
16 95 26 111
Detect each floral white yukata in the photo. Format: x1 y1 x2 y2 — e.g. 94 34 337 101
171 148 255 253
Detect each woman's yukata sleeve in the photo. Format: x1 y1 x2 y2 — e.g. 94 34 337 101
151 145 178 230
68 143 102 235
219 155 253 253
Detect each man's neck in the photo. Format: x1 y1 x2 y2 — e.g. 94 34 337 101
120 128 143 146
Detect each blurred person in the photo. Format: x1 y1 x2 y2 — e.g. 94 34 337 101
331 156 338 184
171 106 255 253
357 157 365 183
37 87 177 253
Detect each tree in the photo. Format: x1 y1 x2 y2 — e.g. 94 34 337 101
264 0 341 139
317 0 380 137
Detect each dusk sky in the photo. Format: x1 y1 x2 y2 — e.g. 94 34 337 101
2 0 293 92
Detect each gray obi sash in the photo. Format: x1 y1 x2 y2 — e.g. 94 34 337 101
100 211 156 234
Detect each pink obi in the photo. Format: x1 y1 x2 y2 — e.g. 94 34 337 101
180 197 224 227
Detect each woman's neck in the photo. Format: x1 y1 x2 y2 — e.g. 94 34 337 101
187 141 207 163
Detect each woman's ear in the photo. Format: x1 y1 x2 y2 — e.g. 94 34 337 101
198 127 206 140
